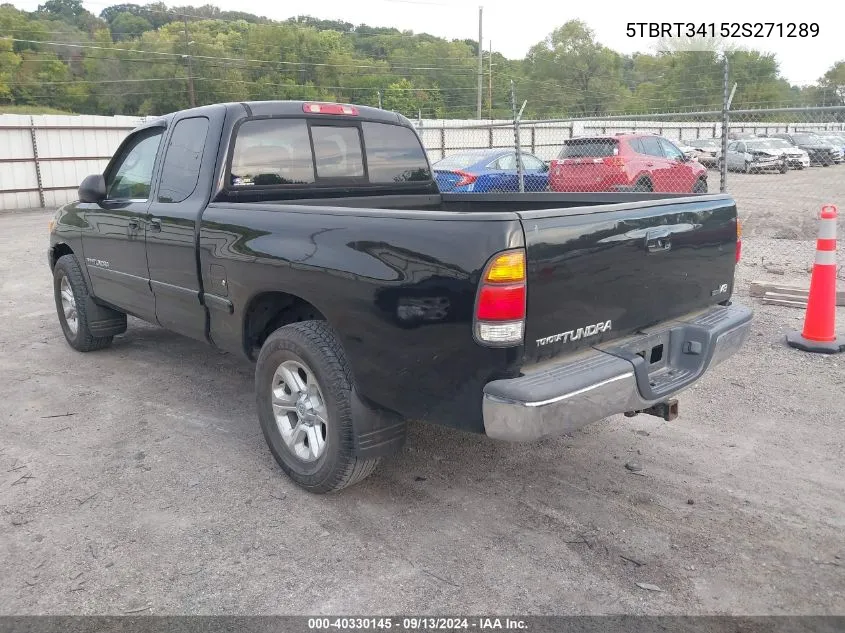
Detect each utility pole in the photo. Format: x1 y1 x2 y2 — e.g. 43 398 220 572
377 90 383 109
488 40 493 120
183 15 196 108
477 6 483 119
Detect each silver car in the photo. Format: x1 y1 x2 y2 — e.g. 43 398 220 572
688 138 722 168
760 137 811 169
724 139 789 173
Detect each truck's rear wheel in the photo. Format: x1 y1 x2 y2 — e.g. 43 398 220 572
53 254 114 352
255 321 380 493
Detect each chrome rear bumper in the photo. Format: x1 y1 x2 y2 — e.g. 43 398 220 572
482 303 753 441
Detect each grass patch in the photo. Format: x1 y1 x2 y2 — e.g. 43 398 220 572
0 105 79 115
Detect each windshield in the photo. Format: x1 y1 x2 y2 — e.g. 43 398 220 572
793 134 820 144
695 139 719 148
558 138 618 158
764 139 792 149
746 140 782 150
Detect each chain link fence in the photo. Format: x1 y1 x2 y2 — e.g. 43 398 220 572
416 105 845 195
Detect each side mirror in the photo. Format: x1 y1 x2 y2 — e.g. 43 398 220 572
79 174 106 203
541 162 550 172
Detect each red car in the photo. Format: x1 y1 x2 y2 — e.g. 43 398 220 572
548 134 708 193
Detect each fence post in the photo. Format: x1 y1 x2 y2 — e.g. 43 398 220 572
440 125 445 159
489 125 493 148
29 116 45 209
510 80 525 193
720 55 729 194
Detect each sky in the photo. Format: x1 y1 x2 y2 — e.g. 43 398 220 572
12 0 844 85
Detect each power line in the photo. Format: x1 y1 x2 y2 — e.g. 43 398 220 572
3 37 481 75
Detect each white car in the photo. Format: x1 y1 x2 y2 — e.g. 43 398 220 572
760 137 812 169
675 143 699 161
724 139 792 173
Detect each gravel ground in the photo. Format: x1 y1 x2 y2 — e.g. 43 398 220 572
1 167 844 615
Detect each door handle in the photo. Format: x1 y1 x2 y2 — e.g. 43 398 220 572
645 162 654 167
645 227 672 253
149 218 162 233
128 218 141 230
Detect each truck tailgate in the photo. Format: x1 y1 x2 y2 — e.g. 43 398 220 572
518 195 739 360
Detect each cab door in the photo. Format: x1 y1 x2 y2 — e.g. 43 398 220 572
146 115 215 342
79 125 165 322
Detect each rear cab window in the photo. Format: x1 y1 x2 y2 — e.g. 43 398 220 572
228 117 432 190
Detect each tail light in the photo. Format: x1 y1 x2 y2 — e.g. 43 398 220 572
453 170 478 187
603 156 626 167
474 249 526 346
736 218 742 262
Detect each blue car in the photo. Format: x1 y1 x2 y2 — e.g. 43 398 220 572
432 149 549 193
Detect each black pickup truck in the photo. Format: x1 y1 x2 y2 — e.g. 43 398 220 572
48 101 752 493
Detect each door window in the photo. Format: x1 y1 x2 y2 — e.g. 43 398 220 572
106 129 163 200
492 153 517 170
158 117 209 203
639 136 664 157
520 154 545 171
658 138 684 160
736 143 746 153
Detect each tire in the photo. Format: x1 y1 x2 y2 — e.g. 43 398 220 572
692 178 708 193
632 178 653 192
53 254 114 352
779 162 788 174
255 321 380 493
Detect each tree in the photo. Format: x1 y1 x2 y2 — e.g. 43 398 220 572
524 20 626 116
0 39 22 102
109 12 153 40
819 61 845 105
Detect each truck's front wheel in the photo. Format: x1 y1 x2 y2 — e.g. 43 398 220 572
255 321 380 493
53 254 114 352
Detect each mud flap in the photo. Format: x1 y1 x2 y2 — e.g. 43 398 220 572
350 388 407 459
85 297 127 337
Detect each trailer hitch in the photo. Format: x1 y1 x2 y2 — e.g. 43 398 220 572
624 399 679 422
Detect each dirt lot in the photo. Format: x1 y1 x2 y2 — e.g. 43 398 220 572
1 166 844 615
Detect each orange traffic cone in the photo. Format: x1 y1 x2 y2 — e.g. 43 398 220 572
787 204 845 354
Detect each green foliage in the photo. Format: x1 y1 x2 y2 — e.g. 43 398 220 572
0 4 840 119
109 12 153 41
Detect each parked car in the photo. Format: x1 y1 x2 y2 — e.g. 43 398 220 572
816 135 845 163
755 137 811 169
723 139 789 173
547 134 708 193
432 149 549 193
675 142 699 160
47 100 750 493
686 138 722 168
769 132 838 166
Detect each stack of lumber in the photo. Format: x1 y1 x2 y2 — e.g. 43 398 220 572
749 281 845 308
